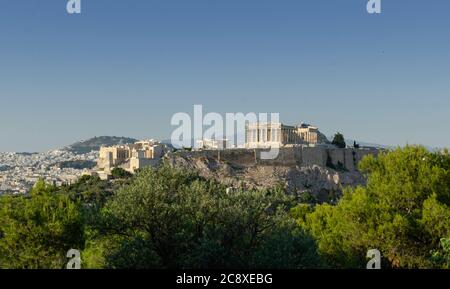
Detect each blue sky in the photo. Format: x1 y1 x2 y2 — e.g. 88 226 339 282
0 0 449 151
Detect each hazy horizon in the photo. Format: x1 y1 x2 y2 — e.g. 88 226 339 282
1 0 450 152
2 133 442 154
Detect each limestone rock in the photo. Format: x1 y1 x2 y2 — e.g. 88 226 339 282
164 152 366 203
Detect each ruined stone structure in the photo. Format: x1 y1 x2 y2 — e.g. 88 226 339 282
245 122 320 148
97 140 164 177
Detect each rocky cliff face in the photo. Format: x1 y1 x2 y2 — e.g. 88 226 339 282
164 152 366 203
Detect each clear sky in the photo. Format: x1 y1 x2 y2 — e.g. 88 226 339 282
0 0 449 152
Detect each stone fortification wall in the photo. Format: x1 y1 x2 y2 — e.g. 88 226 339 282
184 146 379 171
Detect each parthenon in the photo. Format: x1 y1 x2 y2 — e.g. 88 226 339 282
245 122 319 148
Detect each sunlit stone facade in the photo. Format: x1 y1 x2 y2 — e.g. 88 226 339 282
245 122 319 148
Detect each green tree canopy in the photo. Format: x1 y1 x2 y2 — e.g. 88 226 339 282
0 180 85 269
110 167 133 179
331 132 346 148
85 165 324 269
296 146 450 268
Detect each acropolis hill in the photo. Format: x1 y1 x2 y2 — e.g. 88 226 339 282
187 121 378 202
165 145 379 203
91 122 380 202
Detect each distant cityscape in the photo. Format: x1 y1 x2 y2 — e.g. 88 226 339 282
0 150 98 195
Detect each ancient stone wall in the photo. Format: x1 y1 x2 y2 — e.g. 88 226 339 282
300 147 328 167
185 146 379 171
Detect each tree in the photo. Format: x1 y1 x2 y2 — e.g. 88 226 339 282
0 180 85 269
60 174 112 206
88 165 324 269
332 132 346 148
296 146 450 268
111 167 133 179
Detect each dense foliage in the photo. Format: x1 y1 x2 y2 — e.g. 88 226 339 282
84 166 324 269
0 146 448 269
0 181 84 268
110 167 133 180
295 146 450 268
0 167 323 269
331 132 346 149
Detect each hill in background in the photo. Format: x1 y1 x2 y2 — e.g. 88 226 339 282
66 136 138 154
